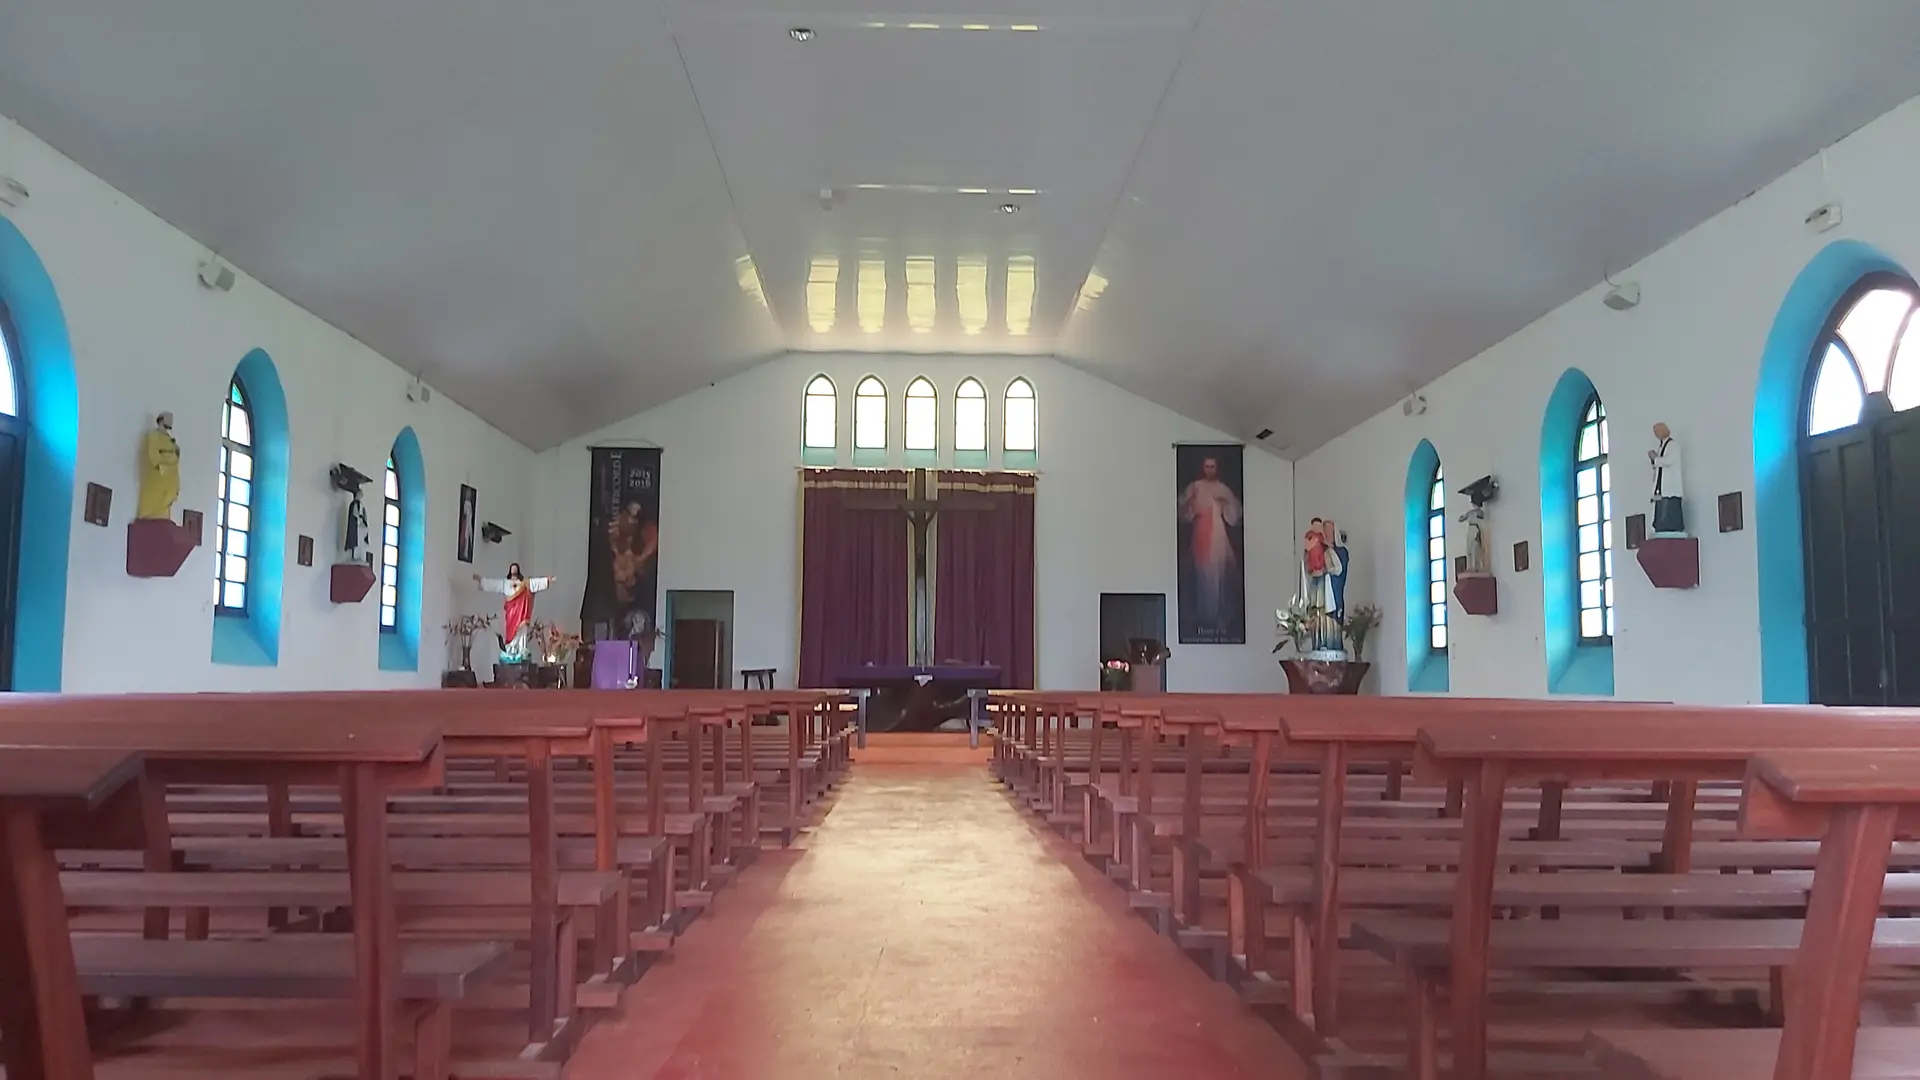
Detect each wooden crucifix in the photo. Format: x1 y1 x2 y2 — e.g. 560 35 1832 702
847 468 996 664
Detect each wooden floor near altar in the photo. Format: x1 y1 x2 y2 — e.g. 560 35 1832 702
850 731 993 765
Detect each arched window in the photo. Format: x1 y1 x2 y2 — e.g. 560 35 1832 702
803 375 836 449
905 377 936 452
212 350 287 668
854 376 887 450
1541 368 1612 696
955 378 987 452
1805 281 1920 436
0 218 80 692
1799 274 1920 704
1426 465 1448 651
1004 378 1036 452
0 302 17 417
379 428 426 672
1403 441 1448 692
215 378 253 614
1574 394 1613 642
0 300 22 687
380 455 401 630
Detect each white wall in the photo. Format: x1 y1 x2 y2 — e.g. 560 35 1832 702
0 113 532 691
525 354 1295 692
1295 95 1920 704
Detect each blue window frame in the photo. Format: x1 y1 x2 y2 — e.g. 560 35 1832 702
215 378 253 614
1573 394 1614 643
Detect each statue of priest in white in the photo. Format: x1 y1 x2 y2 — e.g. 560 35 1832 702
1648 422 1686 536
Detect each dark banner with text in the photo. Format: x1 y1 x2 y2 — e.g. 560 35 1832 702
1176 443 1246 644
582 447 661 643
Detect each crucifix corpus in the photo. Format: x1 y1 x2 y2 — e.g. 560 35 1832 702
846 468 994 664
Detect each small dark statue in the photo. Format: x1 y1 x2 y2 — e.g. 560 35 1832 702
331 463 375 567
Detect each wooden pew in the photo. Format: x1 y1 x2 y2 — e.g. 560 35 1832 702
0 703 457 1080
1590 748 1920 1080
0 747 145 1080
1396 706 1920 1080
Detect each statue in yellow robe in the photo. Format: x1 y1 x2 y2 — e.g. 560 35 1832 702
136 412 180 521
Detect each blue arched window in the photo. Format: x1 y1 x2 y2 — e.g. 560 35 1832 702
378 428 426 672
380 455 400 631
211 349 288 667
0 217 78 692
0 299 23 688
1541 369 1614 695
1753 241 1912 703
1573 395 1614 642
1403 440 1449 692
215 379 253 614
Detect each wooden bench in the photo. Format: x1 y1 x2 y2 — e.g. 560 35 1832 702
1412 707 1920 1080
72 937 511 1080
0 747 147 1080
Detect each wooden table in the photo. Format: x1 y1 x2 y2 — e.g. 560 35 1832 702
0 704 444 1080
1413 707 1920 1080
0 748 146 1080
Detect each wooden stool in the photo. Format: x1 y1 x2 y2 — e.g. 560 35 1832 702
740 668 775 690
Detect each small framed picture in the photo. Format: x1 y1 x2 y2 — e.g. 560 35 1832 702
181 509 204 546
1453 554 1467 578
297 535 315 567
1625 514 1648 550
83 483 112 527
457 484 478 564
1512 541 1530 573
1718 491 1744 533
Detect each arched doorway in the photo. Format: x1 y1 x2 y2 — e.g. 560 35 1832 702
1800 273 1920 704
0 300 23 689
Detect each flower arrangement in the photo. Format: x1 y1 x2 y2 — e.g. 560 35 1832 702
442 613 496 671
1273 598 1342 658
529 621 585 667
1100 657 1131 691
1343 604 1383 663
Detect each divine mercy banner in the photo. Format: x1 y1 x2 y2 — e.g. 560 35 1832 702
581 446 661 644
1176 443 1246 644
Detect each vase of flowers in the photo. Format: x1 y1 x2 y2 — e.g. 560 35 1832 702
443 613 496 672
1343 604 1383 663
1100 658 1131 691
1273 600 1370 694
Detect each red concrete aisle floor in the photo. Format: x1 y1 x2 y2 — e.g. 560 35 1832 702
566 764 1306 1079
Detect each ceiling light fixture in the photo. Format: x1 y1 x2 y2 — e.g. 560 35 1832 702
789 27 815 41
1000 203 1020 214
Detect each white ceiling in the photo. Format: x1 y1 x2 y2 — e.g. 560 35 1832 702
2 2 1918 452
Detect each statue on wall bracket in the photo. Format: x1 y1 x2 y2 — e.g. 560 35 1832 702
1648 422 1687 536
136 412 180 521
1453 475 1500 616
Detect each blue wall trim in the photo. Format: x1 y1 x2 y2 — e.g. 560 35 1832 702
1403 438 1450 693
0 216 75 691
1753 240 1908 703
379 426 426 672
212 348 288 667
1540 367 1614 696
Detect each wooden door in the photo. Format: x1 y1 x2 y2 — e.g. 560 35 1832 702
671 619 723 689
1803 407 1920 704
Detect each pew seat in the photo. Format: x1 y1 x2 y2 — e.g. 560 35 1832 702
1586 1027 1920 1080
72 936 511 1080
1356 916 1920 1078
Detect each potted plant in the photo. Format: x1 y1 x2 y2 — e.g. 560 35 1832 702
1099 658 1131 691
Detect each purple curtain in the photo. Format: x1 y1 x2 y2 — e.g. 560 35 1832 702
798 470 910 687
934 472 1037 688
